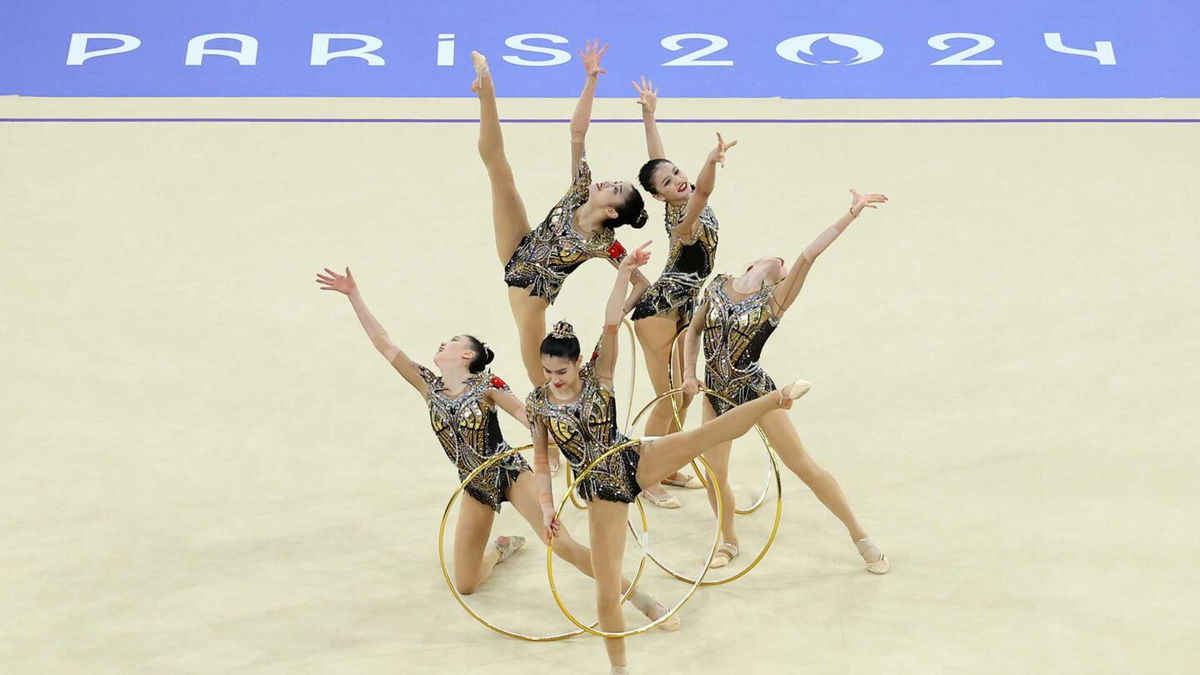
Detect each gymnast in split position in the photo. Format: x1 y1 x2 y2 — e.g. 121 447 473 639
314 267 676 624
473 42 650 391
526 243 813 675
626 78 732 509
681 190 891 572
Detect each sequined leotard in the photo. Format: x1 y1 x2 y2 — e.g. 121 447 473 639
503 155 627 304
525 353 642 503
700 274 782 416
631 200 719 328
417 365 530 512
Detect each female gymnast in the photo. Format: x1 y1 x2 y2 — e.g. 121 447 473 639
314 267 677 625
626 78 732 508
680 190 891 572
473 42 650 391
526 243 813 674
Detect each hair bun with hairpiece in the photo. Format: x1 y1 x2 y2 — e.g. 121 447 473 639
550 321 575 339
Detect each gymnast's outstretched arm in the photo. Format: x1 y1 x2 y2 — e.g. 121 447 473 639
633 77 666 160
597 242 653 385
772 190 889 315
569 40 608 175
314 267 430 398
675 133 736 244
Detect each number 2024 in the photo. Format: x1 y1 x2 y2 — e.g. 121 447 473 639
653 32 1116 66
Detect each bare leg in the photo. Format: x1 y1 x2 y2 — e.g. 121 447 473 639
698 397 738 547
636 382 807 489
506 473 680 628
473 54 532 264
588 499 631 669
507 288 550 387
452 495 501 594
633 315 693 504
758 409 868 541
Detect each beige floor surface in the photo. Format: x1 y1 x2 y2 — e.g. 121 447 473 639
1 95 1198 674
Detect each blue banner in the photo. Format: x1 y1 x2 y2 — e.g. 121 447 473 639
2 0 1196 98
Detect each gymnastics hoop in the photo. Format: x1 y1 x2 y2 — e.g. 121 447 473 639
565 318 641 513
438 444 650 641
626 387 785 586
630 384 775 516
546 440 723 638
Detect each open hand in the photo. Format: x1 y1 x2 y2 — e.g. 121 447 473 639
315 267 357 295
849 189 888 216
620 241 653 270
707 132 738 168
578 39 609 77
632 76 658 114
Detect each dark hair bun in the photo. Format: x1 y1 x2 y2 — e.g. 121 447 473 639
482 346 495 366
632 209 649 229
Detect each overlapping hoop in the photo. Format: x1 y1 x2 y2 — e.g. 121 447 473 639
627 387 785 586
547 440 724 638
653 338 775 512
438 444 650 641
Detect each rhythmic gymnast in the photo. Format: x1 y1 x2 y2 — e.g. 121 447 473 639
473 42 650 389
626 77 733 508
315 267 676 624
526 243 813 675
680 190 891 572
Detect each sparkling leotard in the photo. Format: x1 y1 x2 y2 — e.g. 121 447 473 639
525 351 642 503
417 365 530 511
503 155 627 304
700 274 781 416
631 200 719 327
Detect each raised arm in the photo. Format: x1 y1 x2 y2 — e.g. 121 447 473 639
569 40 608 174
772 189 888 315
315 267 430 398
532 420 561 541
680 299 707 396
632 77 666 160
676 133 737 244
596 241 653 384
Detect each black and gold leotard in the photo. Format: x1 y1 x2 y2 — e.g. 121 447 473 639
631 200 719 327
503 155 627 304
700 274 781 416
417 365 530 511
525 354 642 504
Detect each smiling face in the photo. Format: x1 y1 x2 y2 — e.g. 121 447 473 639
541 354 583 392
744 256 788 283
433 335 475 370
647 161 692 203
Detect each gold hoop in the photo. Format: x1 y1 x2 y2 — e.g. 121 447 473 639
627 387 785 586
547 440 723 638
629 381 775 516
438 444 650 641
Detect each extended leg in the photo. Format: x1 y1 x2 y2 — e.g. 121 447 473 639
759 410 888 573
636 381 809 488
473 53 532 264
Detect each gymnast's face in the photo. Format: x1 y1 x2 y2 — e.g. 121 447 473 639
434 335 474 370
648 162 692 203
541 355 583 393
745 257 787 283
588 180 634 217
